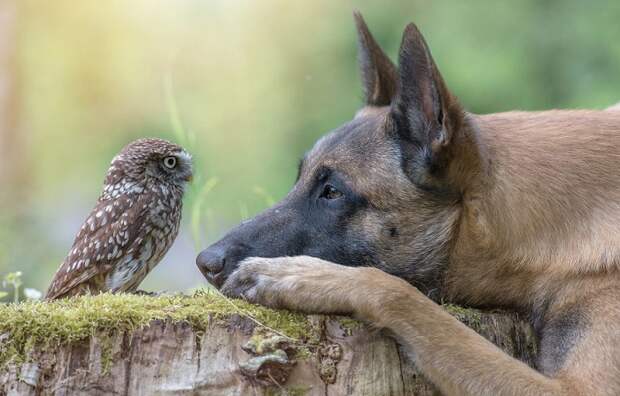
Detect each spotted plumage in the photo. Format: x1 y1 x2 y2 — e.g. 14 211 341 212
45 138 192 300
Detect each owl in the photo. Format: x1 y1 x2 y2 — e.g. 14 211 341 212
45 138 192 300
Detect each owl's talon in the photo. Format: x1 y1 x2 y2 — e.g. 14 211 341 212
132 289 159 297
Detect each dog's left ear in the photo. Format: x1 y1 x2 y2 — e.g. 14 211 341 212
391 23 464 189
354 12 398 106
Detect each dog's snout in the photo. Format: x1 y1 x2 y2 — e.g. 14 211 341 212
196 206 291 288
196 242 251 288
196 247 226 275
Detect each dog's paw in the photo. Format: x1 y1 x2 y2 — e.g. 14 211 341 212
220 256 356 314
220 257 284 304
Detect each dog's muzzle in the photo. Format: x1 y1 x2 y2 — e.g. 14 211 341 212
196 241 251 289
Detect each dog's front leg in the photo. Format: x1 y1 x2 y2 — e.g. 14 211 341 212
221 256 566 396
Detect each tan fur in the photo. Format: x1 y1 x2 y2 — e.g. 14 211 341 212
232 256 568 395
223 106 620 396
213 14 620 395
449 109 620 306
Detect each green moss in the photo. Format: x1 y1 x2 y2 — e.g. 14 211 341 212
444 304 483 326
266 385 311 396
294 346 313 360
336 317 363 336
0 289 315 368
245 329 315 361
98 331 115 374
286 387 311 396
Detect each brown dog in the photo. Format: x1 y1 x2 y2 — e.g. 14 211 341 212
197 13 620 395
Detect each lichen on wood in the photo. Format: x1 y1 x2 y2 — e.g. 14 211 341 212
0 290 315 368
0 291 537 395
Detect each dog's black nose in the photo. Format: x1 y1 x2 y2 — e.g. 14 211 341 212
196 247 226 275
196 241 251 288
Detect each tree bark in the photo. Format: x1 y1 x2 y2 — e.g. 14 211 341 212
0 307 536 396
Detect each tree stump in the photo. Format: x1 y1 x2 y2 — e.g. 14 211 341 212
0 293 537 395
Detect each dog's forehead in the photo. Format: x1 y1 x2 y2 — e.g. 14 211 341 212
302 110 407 191
308 114 386 164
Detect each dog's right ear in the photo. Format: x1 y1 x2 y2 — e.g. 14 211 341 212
354 12 398 106
390 23 464 191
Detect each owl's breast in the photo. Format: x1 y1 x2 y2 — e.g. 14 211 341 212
106 235 160 292
147 193 182 247
105 191 183 293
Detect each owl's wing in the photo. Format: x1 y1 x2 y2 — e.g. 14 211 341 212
45 193 150 300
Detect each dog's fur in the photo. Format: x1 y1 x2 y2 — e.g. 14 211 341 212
197 13 620 395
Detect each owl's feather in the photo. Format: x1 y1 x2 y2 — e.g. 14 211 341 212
45 138 190 300
45 193 149 299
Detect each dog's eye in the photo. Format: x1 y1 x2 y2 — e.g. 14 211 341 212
320 184 343 200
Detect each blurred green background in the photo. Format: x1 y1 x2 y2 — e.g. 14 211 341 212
1 0 619 297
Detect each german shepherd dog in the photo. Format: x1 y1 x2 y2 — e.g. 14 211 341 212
197 13 620 395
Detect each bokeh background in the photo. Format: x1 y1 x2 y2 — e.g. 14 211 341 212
1 0 620 298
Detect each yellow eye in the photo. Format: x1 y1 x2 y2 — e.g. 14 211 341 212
163 156 177 169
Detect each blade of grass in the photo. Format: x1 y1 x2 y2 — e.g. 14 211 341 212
239 202 249 221
191 178 218 251
253 186 276 207
164 74 195 148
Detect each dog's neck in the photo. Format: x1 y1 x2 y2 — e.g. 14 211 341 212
442 109 620 311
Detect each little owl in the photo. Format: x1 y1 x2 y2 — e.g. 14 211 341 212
45 138 192 300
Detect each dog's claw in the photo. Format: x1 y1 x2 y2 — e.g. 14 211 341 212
221 258 267 303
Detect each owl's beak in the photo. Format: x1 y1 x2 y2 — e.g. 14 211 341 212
185 174 193 182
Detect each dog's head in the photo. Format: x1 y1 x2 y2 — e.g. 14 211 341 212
197 13 479 294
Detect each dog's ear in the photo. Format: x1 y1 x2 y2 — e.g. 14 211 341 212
354 12 398 106
391 23 464 189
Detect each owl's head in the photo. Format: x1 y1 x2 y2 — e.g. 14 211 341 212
107 138 193 188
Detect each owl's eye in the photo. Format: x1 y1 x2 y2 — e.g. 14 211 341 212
163 156 177 169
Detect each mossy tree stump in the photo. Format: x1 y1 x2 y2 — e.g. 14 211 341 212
0 292 537 395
